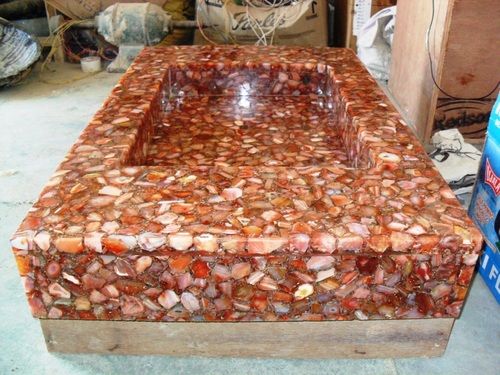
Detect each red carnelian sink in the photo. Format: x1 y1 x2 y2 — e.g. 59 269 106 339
10 46 482 358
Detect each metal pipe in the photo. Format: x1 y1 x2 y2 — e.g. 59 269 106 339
171 20 198 29
71 19 200 30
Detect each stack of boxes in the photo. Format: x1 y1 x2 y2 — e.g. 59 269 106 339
469 95 500 303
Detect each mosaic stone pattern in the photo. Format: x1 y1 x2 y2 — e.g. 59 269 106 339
10 46 482 322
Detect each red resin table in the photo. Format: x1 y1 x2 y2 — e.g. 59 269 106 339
11 46 482 358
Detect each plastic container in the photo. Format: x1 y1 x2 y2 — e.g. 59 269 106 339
80 56 101 73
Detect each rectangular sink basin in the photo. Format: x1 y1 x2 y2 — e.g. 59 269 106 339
145 96 349 167
10 46 482 357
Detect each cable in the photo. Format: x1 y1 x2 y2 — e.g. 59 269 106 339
65 29 117 62
243 0 307 45
245 3 270 45
196 0 237 44
448 174 476 190
40 19 87 72
426 0 499 101
198 0 308 45
39 20 103 85
428 135 481 162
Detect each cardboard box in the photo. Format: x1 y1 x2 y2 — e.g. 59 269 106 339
194 0 328 46
389 0 499 142
478 245 500 303
469 94 500 303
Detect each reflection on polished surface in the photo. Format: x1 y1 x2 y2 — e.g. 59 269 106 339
147 95 347 167
10 46 482 323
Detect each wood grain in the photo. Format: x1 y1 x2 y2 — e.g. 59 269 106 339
389 0 499 141
430 0 500 140
41 318 454 358
436 0 499 99
389 0 451 140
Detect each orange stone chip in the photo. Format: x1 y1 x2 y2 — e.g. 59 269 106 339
54 237 84 254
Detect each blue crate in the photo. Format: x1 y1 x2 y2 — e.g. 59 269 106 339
469 93 500 303
478 245 500 303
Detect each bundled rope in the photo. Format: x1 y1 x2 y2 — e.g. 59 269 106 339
39 19 104 85
40 19 87 72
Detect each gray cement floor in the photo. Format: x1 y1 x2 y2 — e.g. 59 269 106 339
0 64 498 375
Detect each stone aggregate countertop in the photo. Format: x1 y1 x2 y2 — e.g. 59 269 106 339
11 46 481 321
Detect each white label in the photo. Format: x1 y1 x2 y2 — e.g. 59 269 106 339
198 0 313 35
353 0 372 36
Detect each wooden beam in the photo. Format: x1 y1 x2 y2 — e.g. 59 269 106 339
430 0 500 141
41 318 454 358
389 0 499 141
388 0 451 140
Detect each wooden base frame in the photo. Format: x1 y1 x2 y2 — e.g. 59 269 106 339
41 318 454 358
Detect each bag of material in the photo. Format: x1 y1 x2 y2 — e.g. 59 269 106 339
194 0 327 46
429 129 481 195
357 6 396 81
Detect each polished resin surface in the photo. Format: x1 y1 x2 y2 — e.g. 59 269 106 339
10 46 482 322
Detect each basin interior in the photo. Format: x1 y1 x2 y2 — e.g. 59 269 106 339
10 47 480 326
142 64 351 168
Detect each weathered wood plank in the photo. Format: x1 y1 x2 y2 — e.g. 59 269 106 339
389 0 499 141
389 0 452 141
41 318 454 358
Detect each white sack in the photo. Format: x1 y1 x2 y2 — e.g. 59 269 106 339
430 129 482 195
357 6 396 81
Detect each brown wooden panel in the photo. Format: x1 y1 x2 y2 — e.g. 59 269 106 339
389 0 499 141
388 0 451 140
41 318 454 358
437 0 499 99
431 0 500 140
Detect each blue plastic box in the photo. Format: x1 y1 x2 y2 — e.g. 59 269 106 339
469 94 500 303
478 245 500 303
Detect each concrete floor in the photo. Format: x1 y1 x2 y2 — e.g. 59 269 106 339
0 64 498 375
